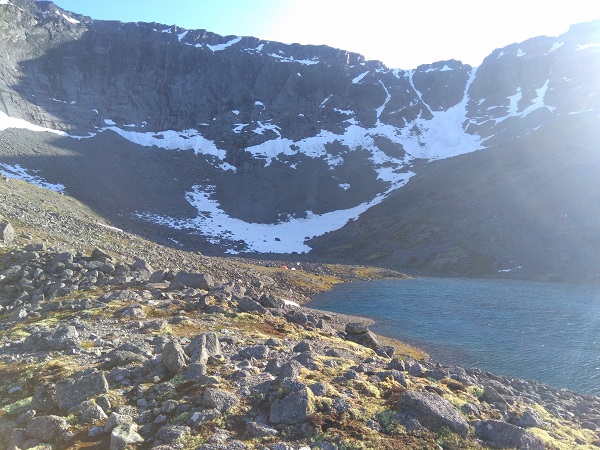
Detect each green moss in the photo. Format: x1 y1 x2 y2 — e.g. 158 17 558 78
0 396 32 417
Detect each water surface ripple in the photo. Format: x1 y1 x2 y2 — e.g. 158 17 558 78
310 277 600 395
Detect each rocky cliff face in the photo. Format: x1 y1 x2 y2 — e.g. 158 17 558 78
1 0 599 280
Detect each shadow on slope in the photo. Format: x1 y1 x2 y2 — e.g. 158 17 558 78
309 114 600 282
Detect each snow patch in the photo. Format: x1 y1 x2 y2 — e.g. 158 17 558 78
425 64 452 72
104 119 116 126
376 80 391 121
59 12 79 24
232 123 247 133
0 111 67 136
521 79 555 116
269 53 319 65
232 109 240 116
339 183 350 190
352 71 369 84
567 108 594 115
0 0 11 5
100 126 230 162
137 180 410 254
208 37 242 52
577 43 600 51
177 30 189 41
253 121 281 137
494 88 522 123
548 42 564 53
401 67 482 160
0 163 65 193
319 95 332 109
97 222 123 232
333 108 353 115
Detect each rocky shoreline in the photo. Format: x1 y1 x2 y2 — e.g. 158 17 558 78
1 179 600 449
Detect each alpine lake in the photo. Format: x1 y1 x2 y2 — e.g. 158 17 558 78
310 277 600 395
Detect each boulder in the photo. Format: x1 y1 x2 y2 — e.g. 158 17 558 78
31 382 58 414
110 422 143 450
258 293 286 309
23 325 80 352
80 402 108 423
397 391 469 437
162 340 188 374
246 421 279 437
202 388 238 412
131 257 153 273
90 247 112 261
0 221 14 244
511 408 545 428
25 415 68 443
475 420 545 449
170 271 214 290
239 345 270 360
237 296 268 314
156 424 191 444
345 322 369 335
345 329 379 349
270 387 313 425
55 369 109 413
185 332 221 364
103 412 131 433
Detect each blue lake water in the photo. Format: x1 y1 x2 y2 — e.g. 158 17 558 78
310 277 600 395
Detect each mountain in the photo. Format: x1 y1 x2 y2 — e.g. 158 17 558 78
1 0 599 281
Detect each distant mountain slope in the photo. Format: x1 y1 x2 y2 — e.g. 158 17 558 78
0 0 599 280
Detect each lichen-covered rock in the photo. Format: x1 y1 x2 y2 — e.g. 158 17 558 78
397 390 469 437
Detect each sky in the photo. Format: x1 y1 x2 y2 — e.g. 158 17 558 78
49 1 600 69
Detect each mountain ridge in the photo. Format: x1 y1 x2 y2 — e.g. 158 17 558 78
1 0 599 281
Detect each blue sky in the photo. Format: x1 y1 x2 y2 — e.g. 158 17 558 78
52 0 600 69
